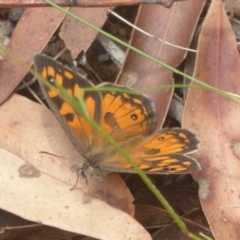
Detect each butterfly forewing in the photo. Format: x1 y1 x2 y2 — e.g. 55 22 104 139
34 54 102 155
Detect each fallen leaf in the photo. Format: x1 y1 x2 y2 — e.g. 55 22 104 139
0 8 66 104
59 7 108 59
183 0 240 238
117 0 206 128
0 94 150 240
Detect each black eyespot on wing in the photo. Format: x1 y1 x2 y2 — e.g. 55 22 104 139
131 114 138 121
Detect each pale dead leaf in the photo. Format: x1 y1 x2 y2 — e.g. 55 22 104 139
0 94 150 240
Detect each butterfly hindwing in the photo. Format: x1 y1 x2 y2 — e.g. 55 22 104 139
139 128 200 155
99 128 200 174
34 54 102 155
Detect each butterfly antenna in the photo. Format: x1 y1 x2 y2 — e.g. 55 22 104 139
40 151 66 159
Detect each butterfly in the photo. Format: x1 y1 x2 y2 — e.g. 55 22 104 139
33 54 200 177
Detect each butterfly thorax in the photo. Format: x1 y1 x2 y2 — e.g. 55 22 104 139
80 151 114 178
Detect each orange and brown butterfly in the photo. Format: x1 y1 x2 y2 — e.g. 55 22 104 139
33 54 201 177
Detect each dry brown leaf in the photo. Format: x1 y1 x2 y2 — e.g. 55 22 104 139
59 8 108 59
0 210 76 240
135 205 212 239
183 0 240 239
117 0 206 128
0 94 150 240
152 215 212 240
134 204 173 228
0 8 66 104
